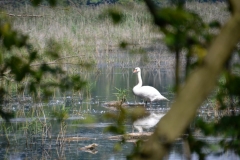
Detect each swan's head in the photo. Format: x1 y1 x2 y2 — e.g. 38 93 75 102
133 67 141 73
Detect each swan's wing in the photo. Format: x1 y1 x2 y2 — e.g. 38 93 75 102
134 86 161 99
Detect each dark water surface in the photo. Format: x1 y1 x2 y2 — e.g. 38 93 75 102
0 67 239 160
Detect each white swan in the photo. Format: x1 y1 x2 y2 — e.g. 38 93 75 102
133 113 165 132
133 67 169 107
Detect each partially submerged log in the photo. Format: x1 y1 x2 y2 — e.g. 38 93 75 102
103 101 144 110
80 143 98 154
103 101 126 107
108 132 153 141
64 137 92 142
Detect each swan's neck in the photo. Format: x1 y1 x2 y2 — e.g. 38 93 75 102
135 72 142 88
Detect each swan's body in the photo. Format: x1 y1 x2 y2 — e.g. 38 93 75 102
133 113 165 132
133 67 169 107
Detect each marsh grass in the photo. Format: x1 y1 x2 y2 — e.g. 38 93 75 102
1 2 228 76
9 4 154 51
3 2 228 71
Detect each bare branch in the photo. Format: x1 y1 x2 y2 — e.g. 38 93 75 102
1 12 47 17
30 62 81 67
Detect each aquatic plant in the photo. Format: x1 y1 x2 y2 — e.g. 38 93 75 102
51 104 69 146
113 87 129 102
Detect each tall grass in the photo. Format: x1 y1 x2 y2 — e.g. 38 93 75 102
7 4 154 56
3 2 229 69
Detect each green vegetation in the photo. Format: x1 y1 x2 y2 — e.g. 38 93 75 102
114 87 129 102
3 2 228 69
7 3 154 60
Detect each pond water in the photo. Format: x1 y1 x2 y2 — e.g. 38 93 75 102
0 66 239 160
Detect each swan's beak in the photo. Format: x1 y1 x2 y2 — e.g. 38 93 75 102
133 69 137 73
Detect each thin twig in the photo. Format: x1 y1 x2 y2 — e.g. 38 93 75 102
30 62 81 67
1 12 47 17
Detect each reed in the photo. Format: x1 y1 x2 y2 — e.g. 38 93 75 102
3 2 228 69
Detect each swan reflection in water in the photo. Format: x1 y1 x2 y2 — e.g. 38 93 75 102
133 112 165 133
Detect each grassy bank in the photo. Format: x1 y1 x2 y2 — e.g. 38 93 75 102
2 2 229 69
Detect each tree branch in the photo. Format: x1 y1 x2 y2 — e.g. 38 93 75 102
135 0 240 159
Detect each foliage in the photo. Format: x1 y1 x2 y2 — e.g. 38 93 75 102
194 56 240 157
51 107 69 123
0 0 90 121
113 87 129 102
104 106 127 135
31 0 57 6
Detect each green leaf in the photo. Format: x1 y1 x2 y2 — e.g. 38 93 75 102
31 0 42 6
48 0 57 6
108 8 124 24
209 21 221 28
119 41 128 49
